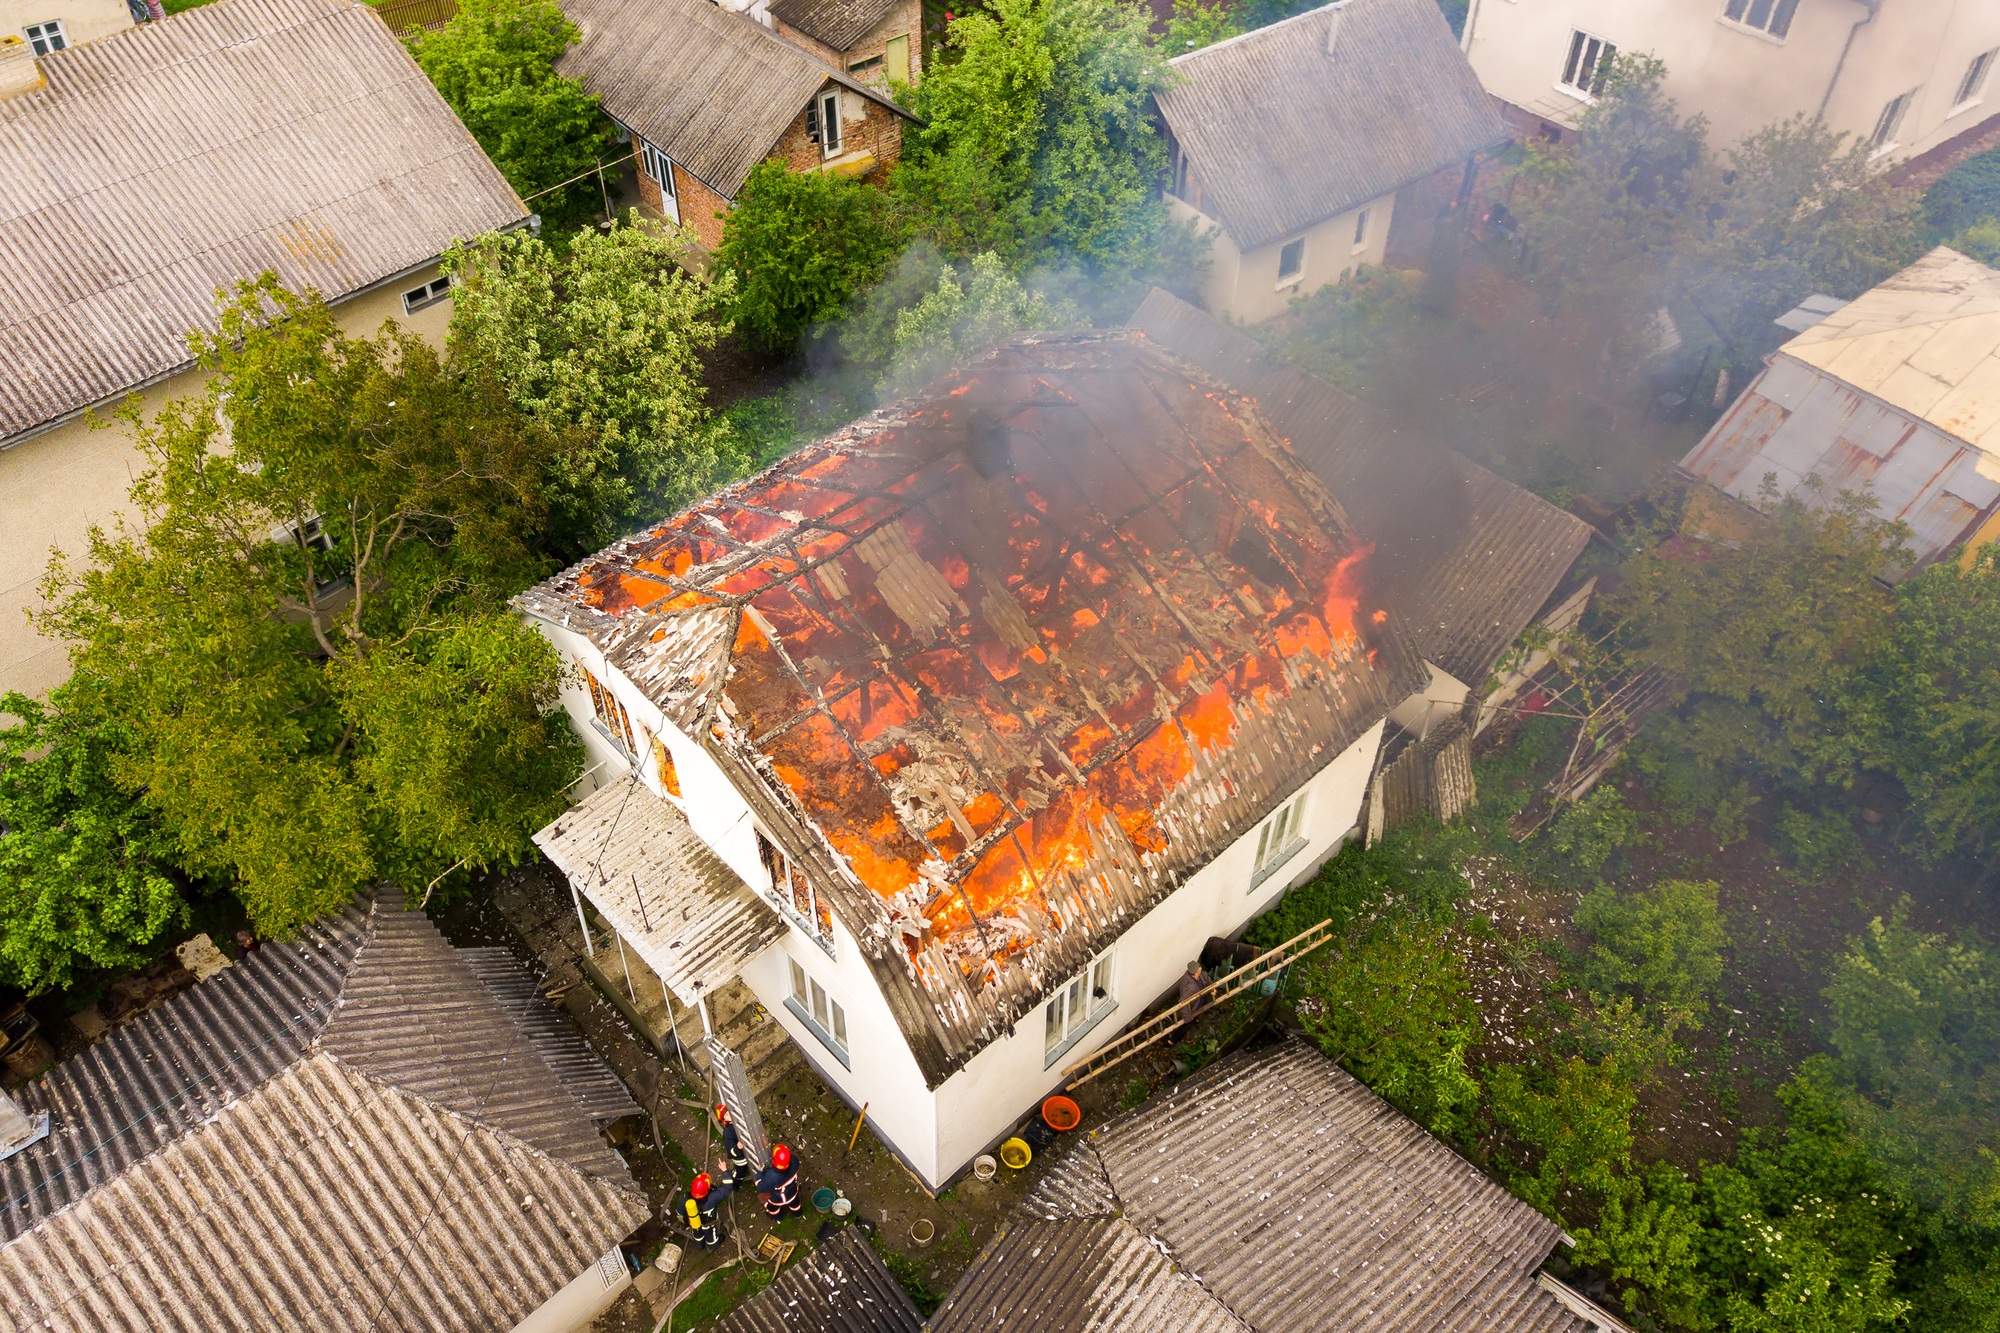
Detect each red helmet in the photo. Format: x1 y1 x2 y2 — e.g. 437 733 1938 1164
691 1173 712 1199
714 1102 731 1125
772 1144 792 1170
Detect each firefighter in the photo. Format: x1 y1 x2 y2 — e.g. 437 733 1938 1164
681 1172 732 1250
755 1143 803 1218
715 1103 756 1190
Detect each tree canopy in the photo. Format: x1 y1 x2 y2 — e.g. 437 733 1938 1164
715 161 905 353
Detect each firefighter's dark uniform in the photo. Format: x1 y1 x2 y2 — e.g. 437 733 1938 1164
755 1158 802 1218
720 1122 756 1190
682 1180 732 1250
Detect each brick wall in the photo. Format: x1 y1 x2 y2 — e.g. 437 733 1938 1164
775 0 922 87
672 164 732 253
770 86 903 183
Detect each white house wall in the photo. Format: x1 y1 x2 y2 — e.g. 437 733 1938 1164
1175 192 1397 324
508 1247 631 1333
928 718 1385 1186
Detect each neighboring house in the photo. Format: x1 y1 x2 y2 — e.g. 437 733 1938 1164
713 1228 924 1332
519 330 1430 1189
558 0 916 253
0 888 652 1333
1128 288 1595 828
0 0 526 699
1 0 145 93
765 0 922 91
1157 0 1506 323
1680 246 2000 576
932 1035 1632 1333
1461 0 2000 166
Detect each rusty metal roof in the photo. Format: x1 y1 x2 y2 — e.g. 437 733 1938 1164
558 0 910 200
933 1216 1249 1332
0 0 526 445
0 888 650 1332
712 1227 924 1332
533 776 787 1006
1157 0 1505 249
988 1035 1585 1333
518 332 1424 1086
1130 289 1591 685
769 0 901 52
1679 352 2000 576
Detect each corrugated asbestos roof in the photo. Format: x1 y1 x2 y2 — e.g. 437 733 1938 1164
0 889 651 1333
985 1036 1586 1333
769 0 900 52
712 1227 924 1332
518 332 1425 1087
1156 0 1505 249
0 0 525 444
1781 246 2000 455
932 1216 1249 1332
461 946 643 1123
1130 288 1591 685
557 0 909 199
532 775 787 1006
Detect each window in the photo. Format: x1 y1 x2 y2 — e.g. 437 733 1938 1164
1172 146 1192 203
1043 950 1115 1065
1956 50 1995 109
652 737 681 798
1277 237 1305 285
760 833 835 953
22 20 64 55
1559 30 1615 97
583 668 637 757
1352 208 1371 252
1871 88 1917 151
1721 0 1797 39
818 90 843 157
1251 791 1308 890
400 275 453 315
787 957 850 1067
639 141 676 199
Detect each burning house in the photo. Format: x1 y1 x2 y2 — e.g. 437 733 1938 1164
520 331 1429 1187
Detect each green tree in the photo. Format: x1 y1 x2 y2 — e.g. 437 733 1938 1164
1162 0 1241 53
1292 915 1482 1136
1950 220 2000 265
0 690 185 993
716 161 905 353
1488 1054 1637 1216
408 0 611 223
878 252 1082 394
1816 906 2000 1229
1574 877 1727 1010
42 278 581 934
1548 783 1644 876
444 218 740 554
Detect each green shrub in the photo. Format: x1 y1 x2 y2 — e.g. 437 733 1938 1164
1772 804 1863 883
1951 219 2000 266
1487 1055 1636 1217
1924 145 2000 241
1573 878 1727 1010
1548 784 1643 874
1247 816 1480 947
716 162 904 351
877 252 1082 395
1259 265 1420 392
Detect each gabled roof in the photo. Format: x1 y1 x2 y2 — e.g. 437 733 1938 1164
713 1228 924 1332
0 0 526 444
1130 289 1591 686
518 332 1424 1086
983 1035 1587 1333
932 1216 1248 1332
770 0 901 53
1156 0 1506 249
0 889 650 1333
558 0 911 200
1782 247 2000 456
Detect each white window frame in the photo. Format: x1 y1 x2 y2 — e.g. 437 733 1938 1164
818 90 843 158
1351 208 1371 254
22 19 65 54
1557 29 1615 100
1276 236 1306 287
1250 790 1309 891
400 275 453 315
638 140 680 223
1871 88 1918 154
787 956 851 1068
760 833 836 957
1043 949 1116 1067
1720 0 1797 40
1954 50 1995 112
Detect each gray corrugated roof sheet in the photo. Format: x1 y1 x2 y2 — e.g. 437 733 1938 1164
932 1217 1249 1332
1157 0 1506 249
0 0 526 444
533 776 786 1006
0 888 651 1332
712 1227 924 1332
462 946 643 1123
557 0 910 199
769 0 900 52
1130 288 1590 685
982 1035 1586 1333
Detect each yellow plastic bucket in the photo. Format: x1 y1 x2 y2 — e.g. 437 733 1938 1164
999 1137 1032 1170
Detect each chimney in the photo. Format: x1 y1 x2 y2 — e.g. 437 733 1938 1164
0 36 45 101
0 1089 50 1162
1324 1 1348 56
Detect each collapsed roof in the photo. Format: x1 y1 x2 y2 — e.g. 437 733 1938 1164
0 889 648 1333
519 332 1424 1084
947 1035 1592 1333
1130 289 1593 686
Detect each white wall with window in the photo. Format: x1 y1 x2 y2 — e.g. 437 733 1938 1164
1557 28 1615 99
1171 190 1394 324
1042 950 1115 1067
1954 50 1995 112
1 0 138 55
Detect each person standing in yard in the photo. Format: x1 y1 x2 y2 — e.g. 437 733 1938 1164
716 1103 756 1189
756 1143 803 1219
1174 958 1211 1041
682 1172 731 1250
